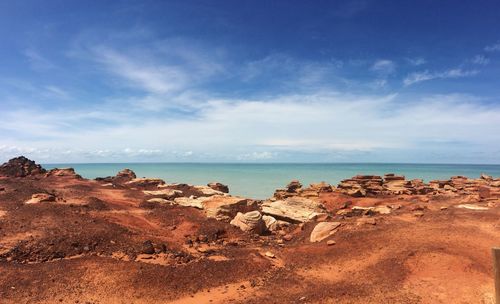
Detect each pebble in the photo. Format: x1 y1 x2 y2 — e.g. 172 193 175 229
327 240 336 246
264 251 275 258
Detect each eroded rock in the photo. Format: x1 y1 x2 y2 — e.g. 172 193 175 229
310 222 341 242
230 211 266 234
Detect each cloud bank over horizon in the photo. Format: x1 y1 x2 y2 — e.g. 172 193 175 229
1 1 500 163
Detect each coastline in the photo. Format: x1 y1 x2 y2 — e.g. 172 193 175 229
1 156 499 303
41 162 500 199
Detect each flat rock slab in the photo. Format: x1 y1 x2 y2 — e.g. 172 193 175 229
173 195 251 221
310 222 341 242
455 204 489 211
262 197 327 223
25 193 55 204
143 189 182 199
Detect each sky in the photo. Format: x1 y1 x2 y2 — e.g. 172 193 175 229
1 0 500 164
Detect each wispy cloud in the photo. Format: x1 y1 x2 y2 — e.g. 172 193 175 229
371 59 396 75
43 85 71 100
471 54 489 65
23 49 57 71
406 57 426 66
484 42 500 52
93 47 189 94
2 91 499 163
403 68 479 86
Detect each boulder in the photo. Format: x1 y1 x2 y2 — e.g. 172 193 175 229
286 180 303 193
173 196 208 209
193 185 225 197
125 178 165 188
117 168 136 179
0 156 46 177
143 189 183 200
173 195 253 221
201 195 252 221
25 193 56 204
141 240 155 254
308 182 334 193
262 197 327 223
310 222 341 242
146 198 173 204
230 211 266 234
262 215 288 232
480 173 493 181
207 182 229 193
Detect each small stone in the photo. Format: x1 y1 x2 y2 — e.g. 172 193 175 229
440 206 448 210
327 240 336 246
141 240 155 254
282 234 293 241
264 251 275 258
413 211 425 217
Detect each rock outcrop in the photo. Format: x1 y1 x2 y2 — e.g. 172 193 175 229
143 189 183 200
125 178 166 189
46 168 82 179
207 182 229 193
173 195 254 221
201 195 253 221
338 174 434 197
25 193 56 204
0 156 46 177
262 197 327 223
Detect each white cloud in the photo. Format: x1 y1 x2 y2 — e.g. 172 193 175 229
371 59 396 74
403 68 479 86
471 55 490 65
406 57 426 66
2 91 499 163
484 42 500 52
93 47 189 94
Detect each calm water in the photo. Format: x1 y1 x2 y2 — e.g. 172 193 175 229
44 163 500 199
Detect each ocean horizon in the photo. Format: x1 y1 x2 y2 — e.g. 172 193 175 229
44 162 500 199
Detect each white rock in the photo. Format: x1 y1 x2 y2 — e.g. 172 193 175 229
456 204 489 211
262 197 327 223
230 211 266 234
310 222 341 243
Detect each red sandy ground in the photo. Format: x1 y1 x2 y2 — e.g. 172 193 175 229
0 175 498 304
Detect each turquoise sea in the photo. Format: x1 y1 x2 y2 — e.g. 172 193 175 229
44 163 500 199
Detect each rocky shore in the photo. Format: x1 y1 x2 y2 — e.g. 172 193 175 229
0 156 499 303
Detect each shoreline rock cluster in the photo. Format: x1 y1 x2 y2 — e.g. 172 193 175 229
1 156 499 243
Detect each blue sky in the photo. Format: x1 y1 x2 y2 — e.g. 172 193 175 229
1 0 500 163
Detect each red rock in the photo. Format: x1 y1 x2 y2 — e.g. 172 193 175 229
0 156 46 177
207 182 229 193
286 180 303 193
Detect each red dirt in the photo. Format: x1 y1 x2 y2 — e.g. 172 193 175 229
1 170 499 303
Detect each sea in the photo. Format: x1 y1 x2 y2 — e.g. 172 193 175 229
44 163 500 199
